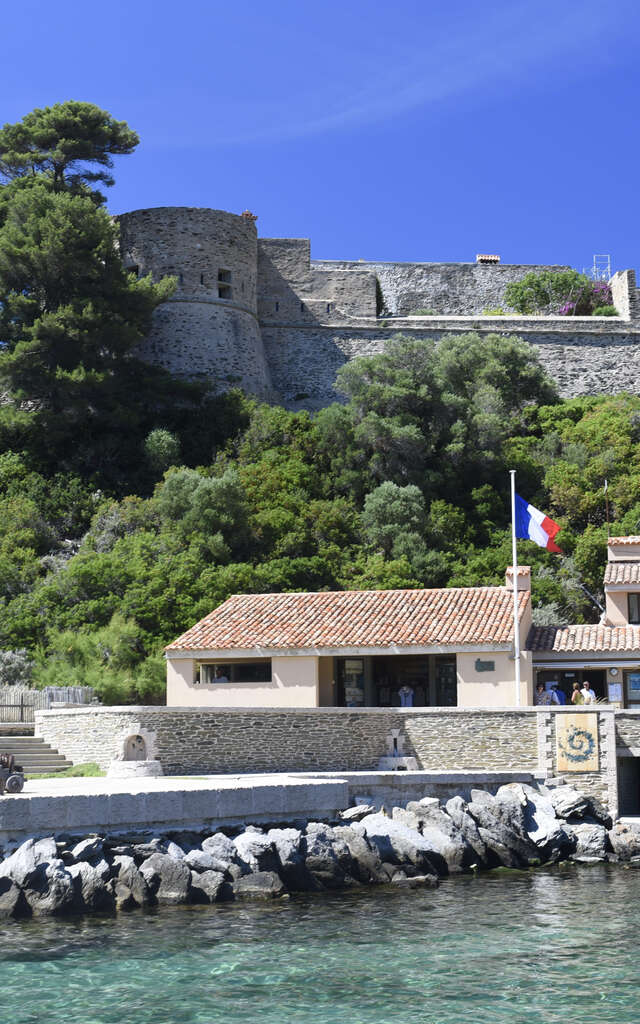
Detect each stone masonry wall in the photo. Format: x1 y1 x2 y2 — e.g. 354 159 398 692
312 260 571 316
36 707 539 775
262 321 640 409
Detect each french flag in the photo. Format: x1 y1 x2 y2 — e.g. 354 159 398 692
515 494 562 553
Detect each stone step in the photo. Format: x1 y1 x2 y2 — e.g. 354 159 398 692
0 735 74 773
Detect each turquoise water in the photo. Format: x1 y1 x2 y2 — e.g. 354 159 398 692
2 863 640 1024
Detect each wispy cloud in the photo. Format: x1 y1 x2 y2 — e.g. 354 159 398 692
141 0 635 149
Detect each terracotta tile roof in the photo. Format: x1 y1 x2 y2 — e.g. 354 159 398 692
529 624 640 653
167 587 530 653
609 536 640 545
604 562 640 585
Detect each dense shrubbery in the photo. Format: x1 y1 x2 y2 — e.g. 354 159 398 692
505 270 614 316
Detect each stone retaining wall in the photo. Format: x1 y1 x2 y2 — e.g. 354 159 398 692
35 706 540 776
35 706 640 817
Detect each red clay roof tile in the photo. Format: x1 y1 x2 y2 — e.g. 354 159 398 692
529 624 640 653
166 587 529 652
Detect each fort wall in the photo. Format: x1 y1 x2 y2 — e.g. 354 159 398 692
263 319 640 409
116 206 640 409
313 259 570 315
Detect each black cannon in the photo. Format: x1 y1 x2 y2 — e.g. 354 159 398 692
0 753 25 795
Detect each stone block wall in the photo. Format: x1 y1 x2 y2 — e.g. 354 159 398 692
35 706 540 776
262 321 640 409
312 260 571 316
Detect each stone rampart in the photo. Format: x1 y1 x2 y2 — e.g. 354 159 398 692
262 320 640 408
312 259 571 316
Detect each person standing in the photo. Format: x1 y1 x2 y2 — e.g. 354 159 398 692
398 684 415 707
581 680 597 704
534 682 552 706
571 681 584 705
551 682 567 705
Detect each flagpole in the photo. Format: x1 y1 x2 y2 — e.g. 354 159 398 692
510 470 521 707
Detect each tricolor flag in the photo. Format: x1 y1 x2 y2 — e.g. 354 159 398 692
515 494 562 553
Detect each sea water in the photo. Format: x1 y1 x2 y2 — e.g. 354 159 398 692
1 863 639 1024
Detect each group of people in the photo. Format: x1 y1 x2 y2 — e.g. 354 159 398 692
534 680 597 706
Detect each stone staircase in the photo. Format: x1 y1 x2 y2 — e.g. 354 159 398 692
0 735 73 774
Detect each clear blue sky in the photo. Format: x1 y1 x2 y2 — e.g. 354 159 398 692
3 0 639 272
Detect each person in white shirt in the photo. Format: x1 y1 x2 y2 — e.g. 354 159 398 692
580 682 596 704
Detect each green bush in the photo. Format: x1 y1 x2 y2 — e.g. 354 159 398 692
482 307 507 316
410 308 437 316
592 305 617 317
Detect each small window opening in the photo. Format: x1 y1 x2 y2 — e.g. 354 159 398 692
200 273 205 285
241 281 245 293
179 272 184 285
326 303 332 313
218 268 232 299
629 594 640 624
275 301 279 312
126 265 139 277
300 302 305 313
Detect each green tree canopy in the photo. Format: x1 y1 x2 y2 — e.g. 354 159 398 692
0 101 138 195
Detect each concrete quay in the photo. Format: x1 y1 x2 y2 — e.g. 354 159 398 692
0 769 542 846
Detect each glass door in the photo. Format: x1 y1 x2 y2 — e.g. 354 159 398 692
625 670 640 709
337 658 365 707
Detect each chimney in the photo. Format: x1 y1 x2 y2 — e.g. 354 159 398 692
505 566 531 592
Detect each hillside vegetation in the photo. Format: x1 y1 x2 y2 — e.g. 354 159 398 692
0 102 635 703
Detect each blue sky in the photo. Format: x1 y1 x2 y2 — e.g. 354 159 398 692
2 0 639 271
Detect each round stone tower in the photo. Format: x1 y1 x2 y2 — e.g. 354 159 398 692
117 207 273 399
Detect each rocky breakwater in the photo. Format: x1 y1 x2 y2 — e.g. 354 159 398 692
0 779 632 920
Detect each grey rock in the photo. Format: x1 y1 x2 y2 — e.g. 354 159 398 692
233 871 285 899
91 858 112 882
0 837 58 887
445 797 488 864
358 814 439 876
70 837 104 862
233 831 279 873
24 859 75 916
140 853 191 903
406 798 440 812
500 784 568 853
467 790 539 868
339 804 378 822
132 838 166 863
165 841 186 861
0 876 28 918
111 855 150 910
391 805 473 874
332 825 384 884
68 862 113 912
202 832 237 862
608 823 640 861
266 828 316 890
585 796 612 829
184 849 219 873
391 873 438 889
303 823 351 888
189 869 230 903
549 786 590 821
565 823 608 861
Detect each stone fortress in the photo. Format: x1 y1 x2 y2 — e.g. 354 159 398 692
117 206 640 409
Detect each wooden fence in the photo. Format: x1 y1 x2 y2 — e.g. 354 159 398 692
0 686 94 723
